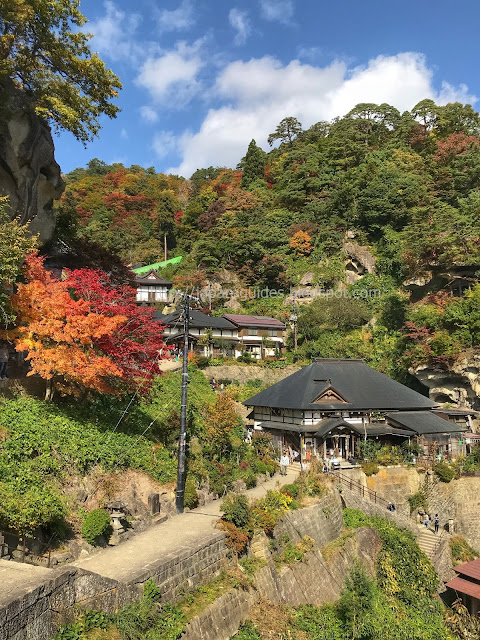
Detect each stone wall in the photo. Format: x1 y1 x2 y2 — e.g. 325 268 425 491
255 527 381 606
181 590 257 640
202 365 301 387
0 531 228 640
340 466 421 513
273 492 343 548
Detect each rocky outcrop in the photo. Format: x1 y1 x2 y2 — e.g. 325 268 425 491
411 353 480 410
343 241 376 284
0 82 64 244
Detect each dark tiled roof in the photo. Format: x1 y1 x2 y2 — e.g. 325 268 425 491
365 424 413 437
314 418 363 438
223 314 286 329
255 421 312 434
386 411 468 435
155 309 237 330
434 408 476 417
243 359 436 411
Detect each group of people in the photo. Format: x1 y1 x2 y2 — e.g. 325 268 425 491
422 513 441 534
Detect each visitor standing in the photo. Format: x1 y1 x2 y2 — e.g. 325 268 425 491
0 342 8 380
280 451 289 476
434 514 440 534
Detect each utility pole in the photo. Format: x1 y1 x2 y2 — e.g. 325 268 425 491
290 290 298 353
175 294 190 513
164 233 168 262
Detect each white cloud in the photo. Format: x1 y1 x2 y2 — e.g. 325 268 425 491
153 131 179 158
139 106 159 123
120 128 128 139
166 52 476 177
229 8 251 46
87 1 144 62
156 0 194 32
260 0 294 24
136 40 204 106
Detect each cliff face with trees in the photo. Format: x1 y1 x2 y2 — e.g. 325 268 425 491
59 101 480 398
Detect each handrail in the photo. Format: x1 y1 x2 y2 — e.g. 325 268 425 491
328 470 409 517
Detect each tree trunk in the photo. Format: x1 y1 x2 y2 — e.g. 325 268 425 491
45 378 55 402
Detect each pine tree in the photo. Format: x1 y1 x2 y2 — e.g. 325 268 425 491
240 139 266 188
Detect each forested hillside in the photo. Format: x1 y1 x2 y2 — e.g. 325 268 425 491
57 100 480 380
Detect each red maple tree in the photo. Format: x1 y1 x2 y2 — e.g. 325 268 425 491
10 254 167 399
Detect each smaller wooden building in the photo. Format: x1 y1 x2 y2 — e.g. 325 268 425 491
446 558 480 616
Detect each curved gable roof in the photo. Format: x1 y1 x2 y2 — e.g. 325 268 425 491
243 359 436 411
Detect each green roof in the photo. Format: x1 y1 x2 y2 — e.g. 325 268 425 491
133 256 183 274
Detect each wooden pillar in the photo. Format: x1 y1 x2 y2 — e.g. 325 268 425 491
323 439 327 460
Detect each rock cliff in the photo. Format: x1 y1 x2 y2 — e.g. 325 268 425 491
411 353 480 410
0 82 64 244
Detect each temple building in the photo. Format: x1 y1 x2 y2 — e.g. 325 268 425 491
244 359 471 463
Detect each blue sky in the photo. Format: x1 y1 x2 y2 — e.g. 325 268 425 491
54 0 480 177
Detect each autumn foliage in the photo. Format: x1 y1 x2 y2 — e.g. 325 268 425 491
10 253 167 398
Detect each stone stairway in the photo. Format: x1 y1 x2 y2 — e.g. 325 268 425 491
416 525 443 559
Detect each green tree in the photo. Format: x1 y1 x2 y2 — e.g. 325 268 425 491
0 196 38 285
268 116 302 146
239 139 266 188
0 0 121 142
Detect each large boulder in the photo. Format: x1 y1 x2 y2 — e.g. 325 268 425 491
0 82 64 244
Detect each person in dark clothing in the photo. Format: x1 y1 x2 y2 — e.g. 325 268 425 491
387 502 396 512
434 514 440 534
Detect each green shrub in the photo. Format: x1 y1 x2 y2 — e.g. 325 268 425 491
450 535 479 563
244 472 257 489
362 461 379 476
220 494 251 529
280 541 304 564
184 477 199 509
281 483 300 498
81 509 113 546
407 489 428 513
233 621 262 639
196 356 210 369
433 462 456 482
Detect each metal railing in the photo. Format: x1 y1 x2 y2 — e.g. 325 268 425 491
328 470 410 517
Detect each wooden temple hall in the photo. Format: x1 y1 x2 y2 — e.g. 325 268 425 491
244 359 473 463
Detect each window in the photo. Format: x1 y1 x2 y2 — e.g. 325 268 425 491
248 327 258 335
268 329 277 337
272 408 282 417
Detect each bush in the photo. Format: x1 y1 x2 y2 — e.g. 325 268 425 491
433 461 456 482
233 621 262 639
244 471 257 489
450 535 479 563
362 461 379 476
196 356 210 369
217 520 249 553
220 494 251 529
81 509 113 546
407 489 428 513
184 477 199 509
281 483 300 498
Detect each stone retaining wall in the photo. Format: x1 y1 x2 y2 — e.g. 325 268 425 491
0 531 228 640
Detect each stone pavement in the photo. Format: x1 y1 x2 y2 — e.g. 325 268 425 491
73 463 300 582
